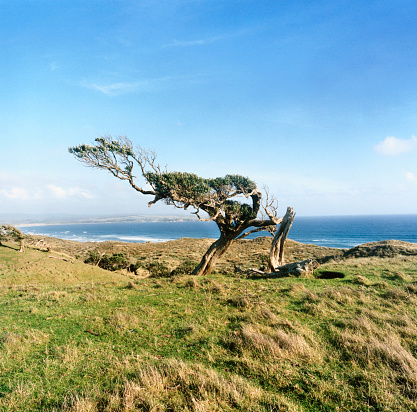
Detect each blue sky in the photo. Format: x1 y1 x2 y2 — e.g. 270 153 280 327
1 0 417 217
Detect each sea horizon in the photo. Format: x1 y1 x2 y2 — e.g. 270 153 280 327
4 212 416 226
15 214 417 249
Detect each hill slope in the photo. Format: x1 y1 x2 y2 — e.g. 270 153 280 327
1 237 417 411
0 243 128 286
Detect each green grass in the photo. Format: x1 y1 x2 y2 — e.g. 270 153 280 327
1 240 417 411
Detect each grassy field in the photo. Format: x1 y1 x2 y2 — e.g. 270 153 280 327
1 237 417 411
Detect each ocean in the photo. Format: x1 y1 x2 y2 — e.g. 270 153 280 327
18 215 417 249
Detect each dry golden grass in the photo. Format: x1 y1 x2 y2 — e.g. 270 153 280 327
227 322 322 366
57 355 300 412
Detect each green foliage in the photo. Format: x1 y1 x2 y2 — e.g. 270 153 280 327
171 260 199 276
144 172 258 221
128 261 143 273
84 251 130 271
225 201 256 222
208 174 257 193
69 138 134 159
0 225 25 243
145 261 172 278
94 137 134 156
101 253 129 271
0 225 25 251
83 250 189 277
144 171 211 201
84 250 101 265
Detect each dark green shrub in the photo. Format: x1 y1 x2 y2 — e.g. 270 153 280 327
171 260 198 276
129 262 143 273
84 250 101 266
84 251 129 271
102 253 129 271
146 262 172 278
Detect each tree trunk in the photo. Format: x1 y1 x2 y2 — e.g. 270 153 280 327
192 233 234 276
268 206 295 271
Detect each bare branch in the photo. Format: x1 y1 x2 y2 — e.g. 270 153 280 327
261 186 281 224
236 226 275 240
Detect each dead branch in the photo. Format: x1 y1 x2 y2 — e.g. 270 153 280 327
262 187 281 224
235 259 320 278
85 330 100 336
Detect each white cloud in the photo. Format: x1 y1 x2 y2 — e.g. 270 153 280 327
82 74 204 96
0 187 30 200
82 76 173 96
374 135 417 155
47 185 94 199
162 26 253 49
84 81 146 96
405 172 417 184
163 36 220 48
47 185 66 198
1 184 93 202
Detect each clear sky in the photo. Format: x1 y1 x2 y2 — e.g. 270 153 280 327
1 0 417 217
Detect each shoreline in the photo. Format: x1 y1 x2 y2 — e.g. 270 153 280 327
15 217 198 228
7 212 417 228
13 215 417 249
21 232 417 252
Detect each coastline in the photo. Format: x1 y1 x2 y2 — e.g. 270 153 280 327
14 215 417 249
11 215 197 228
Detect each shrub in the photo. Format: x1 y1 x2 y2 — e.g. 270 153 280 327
171 260 198 276
84 250 101 266
84 251 129 271
146 262 172 278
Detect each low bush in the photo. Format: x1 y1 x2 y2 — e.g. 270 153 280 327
170 260 198 276
84 251 130 271
146 261 172 278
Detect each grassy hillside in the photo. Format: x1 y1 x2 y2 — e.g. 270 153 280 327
0 243 129 286
1 237 417 411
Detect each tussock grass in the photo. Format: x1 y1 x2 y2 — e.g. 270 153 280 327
184 277 199 289
58 356 299 412
391 270 412 282
228 324 322 363
382 286 411 302
353 274 373 285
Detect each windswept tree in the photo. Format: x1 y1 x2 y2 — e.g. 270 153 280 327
0 224 25 252
69 136 283 275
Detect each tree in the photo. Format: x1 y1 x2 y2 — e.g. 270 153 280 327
69 136 282 275
0 224 25 252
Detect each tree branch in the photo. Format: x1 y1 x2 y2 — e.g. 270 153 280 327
236 226 275 240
